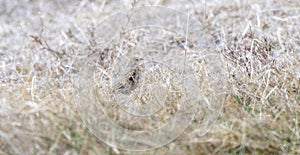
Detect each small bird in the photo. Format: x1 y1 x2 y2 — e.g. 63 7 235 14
115 58 142 94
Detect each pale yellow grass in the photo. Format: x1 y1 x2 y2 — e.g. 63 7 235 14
0 0 299 154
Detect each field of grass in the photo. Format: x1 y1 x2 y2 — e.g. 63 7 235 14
0 0 299 154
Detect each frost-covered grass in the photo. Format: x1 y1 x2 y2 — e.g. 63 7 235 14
0 0 299 154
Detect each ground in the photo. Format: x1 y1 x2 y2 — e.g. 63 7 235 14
0 0 299 154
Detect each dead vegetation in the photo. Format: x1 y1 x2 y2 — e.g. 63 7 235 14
0 0 299 154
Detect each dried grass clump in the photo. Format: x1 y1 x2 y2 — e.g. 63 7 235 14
0 0 299 154
217 31 300 153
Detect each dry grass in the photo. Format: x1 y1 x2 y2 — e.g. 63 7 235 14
0 0 299 154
